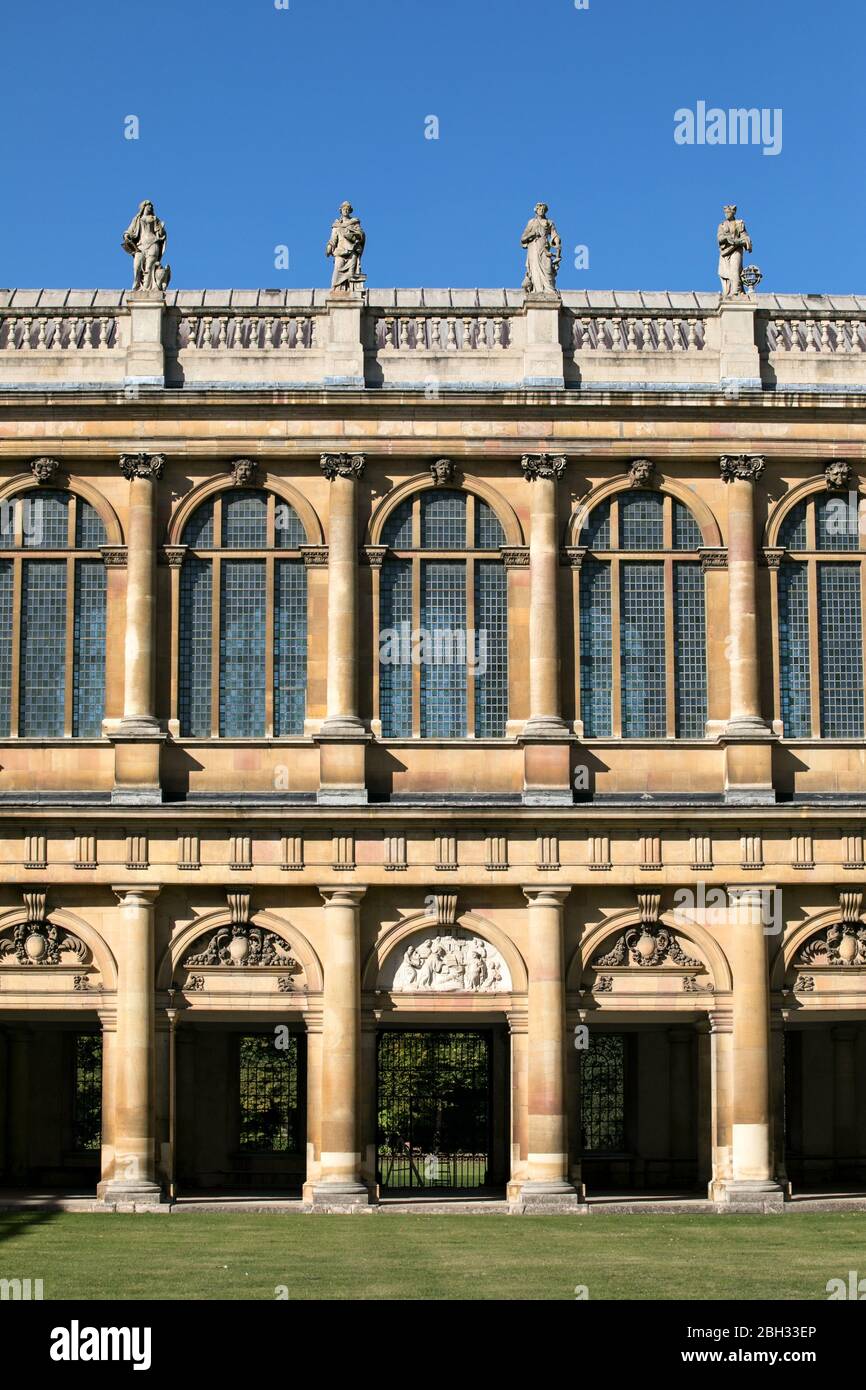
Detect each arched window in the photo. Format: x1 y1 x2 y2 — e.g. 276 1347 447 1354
378 489 508 737
776 493 864 738
178 489 308 737
0 489 107 736
578 490 706 738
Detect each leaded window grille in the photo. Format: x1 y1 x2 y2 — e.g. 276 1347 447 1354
377 488 508 738
778 562 811 738
579 559 612 737
238 1033 301 1152
673 562 707 738
0 490 107 737
581 1033 627 1153
621 562 666 737
774 494 866 737
577 491 707 738
177 490 308 737
421 560 467 736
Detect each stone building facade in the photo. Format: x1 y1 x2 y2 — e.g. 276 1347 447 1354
1 280 866 1210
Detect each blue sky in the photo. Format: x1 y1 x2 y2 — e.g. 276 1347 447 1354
1 0 862 293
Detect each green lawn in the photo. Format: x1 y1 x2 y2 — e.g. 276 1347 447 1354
1 1212 865 1300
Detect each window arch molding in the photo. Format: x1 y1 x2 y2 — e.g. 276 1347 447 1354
570 909 732 995
0 472 124 546
367 471 524 548
566 475 722 549
764 473 863 548
166 471 324 548
766 471 866 740
159 909 324 994
362 908 528 995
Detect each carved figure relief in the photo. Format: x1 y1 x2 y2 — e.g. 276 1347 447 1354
386 929 511 993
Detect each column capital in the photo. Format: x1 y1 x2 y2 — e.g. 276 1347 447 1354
119 452 165 481
112 885 161 907
720 453 765 483
522 886 571 907
319 886 367 907
320 453 365 481
520 453 567 482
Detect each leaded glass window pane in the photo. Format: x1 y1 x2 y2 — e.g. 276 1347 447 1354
220 560 266 736
579 559 612 737
20 560 66 736
72 560 106 737
75 500 107 549
382 498 413 549
818 563 863 737
274 560 307 735
274 501 305 549
673 562 707 737
778 562 811 737
379 559 412 737
179 558 213 736
22 490 69 549
182 498 215 548
672 500 702 550
816 494 859 551
420 491 466 549
581 501 611 550
581 1033 626 1152
222 490 267 549
475 500 505 549
0 561 11 734
420 560 467 736
620 561 666 737
778 500 807 550
474 561 507 736
238 1034 301 1152
619 491 663 550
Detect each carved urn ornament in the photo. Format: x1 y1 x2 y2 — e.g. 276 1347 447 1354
797 893 866 968
593 893 703 970
0 892 87 967
182 892 303 978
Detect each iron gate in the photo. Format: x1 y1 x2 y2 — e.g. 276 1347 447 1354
377 1030 492 1190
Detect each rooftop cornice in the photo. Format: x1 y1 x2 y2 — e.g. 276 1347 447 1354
3 288 866 311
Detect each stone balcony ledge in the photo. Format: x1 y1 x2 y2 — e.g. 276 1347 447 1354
1 288 865 393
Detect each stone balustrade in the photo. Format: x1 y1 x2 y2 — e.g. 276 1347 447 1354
1 286 865 391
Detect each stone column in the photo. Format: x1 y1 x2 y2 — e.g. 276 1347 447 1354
507 1010 529 1203
100 887 161 1205
720 454 774 803
520 455 572 805
519 887 579 1208
708 1011 734 1201
316 454 369 804
722 885 783 1210
111 452 165 804
313 887 368 1206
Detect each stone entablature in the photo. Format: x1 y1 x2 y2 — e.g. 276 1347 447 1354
2 288 865 392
